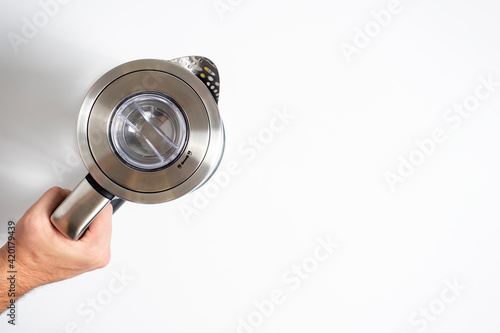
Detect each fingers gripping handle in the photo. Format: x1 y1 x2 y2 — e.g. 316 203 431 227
51 175 113 241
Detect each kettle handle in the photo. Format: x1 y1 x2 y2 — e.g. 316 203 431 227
50 174 116 241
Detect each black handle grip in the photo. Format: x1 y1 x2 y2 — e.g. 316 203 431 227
111 198 126 212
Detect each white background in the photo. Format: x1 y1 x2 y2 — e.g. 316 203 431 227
1 0 500 332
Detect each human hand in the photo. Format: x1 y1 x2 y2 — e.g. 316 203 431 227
0 187 113 311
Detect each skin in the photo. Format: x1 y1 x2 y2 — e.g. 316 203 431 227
0 187 113 313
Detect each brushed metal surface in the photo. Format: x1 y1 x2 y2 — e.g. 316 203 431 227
87 71 209 193
50 177 110 240
77 58 224 204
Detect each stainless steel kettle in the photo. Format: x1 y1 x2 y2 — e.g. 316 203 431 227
51 56 225 240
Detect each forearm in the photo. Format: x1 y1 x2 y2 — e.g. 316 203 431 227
0 244 37 314
0 188 113 315
0 245 11 312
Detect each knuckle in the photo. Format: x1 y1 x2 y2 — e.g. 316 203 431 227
95 250 111 269
46 186 68 200
86 246 111 269
47 186 63 195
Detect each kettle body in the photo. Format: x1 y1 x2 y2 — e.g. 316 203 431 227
51 57 225 240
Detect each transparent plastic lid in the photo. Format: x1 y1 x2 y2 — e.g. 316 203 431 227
109 93 188 171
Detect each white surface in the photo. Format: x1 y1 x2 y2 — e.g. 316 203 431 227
1 0 500 332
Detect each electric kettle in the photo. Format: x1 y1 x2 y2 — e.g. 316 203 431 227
50 56 225 240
